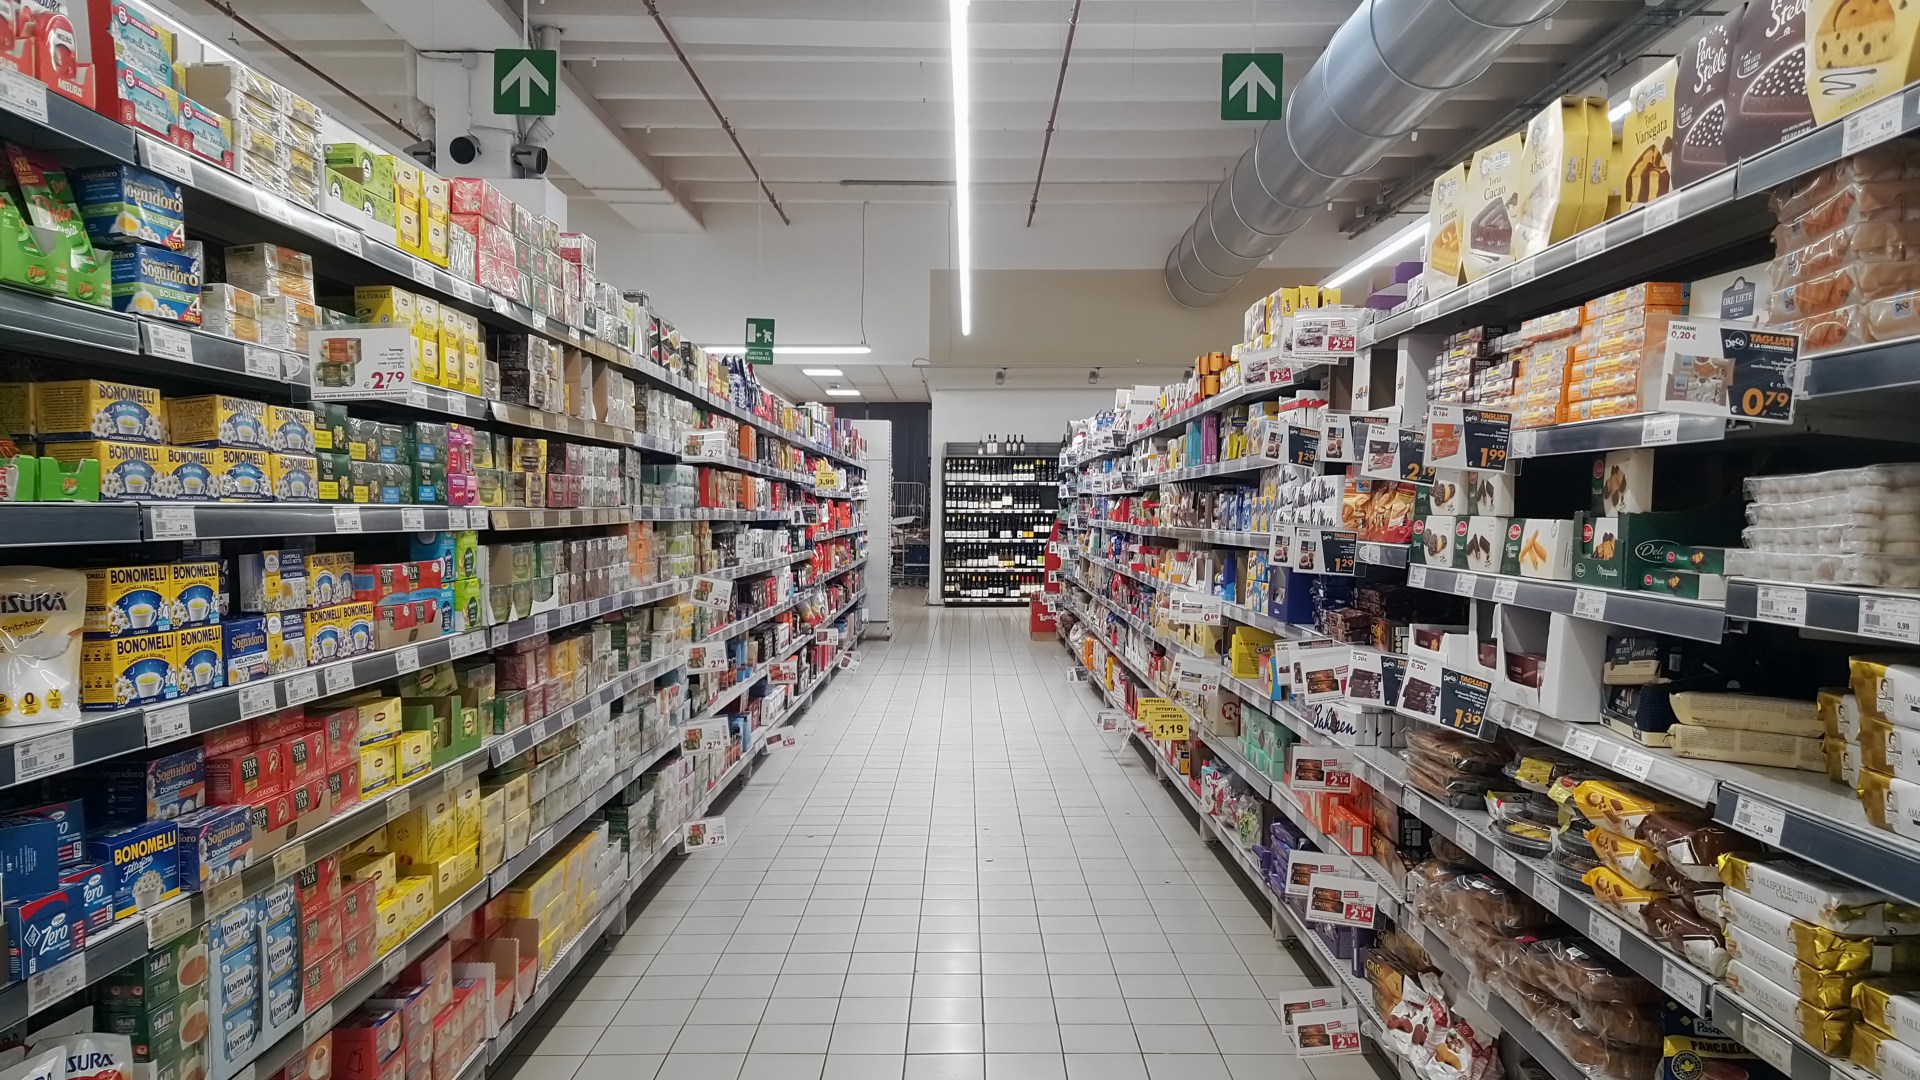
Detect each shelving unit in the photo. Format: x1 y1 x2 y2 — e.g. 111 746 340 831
936 441 1061 605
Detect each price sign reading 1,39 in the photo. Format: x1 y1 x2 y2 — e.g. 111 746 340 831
1438 668 1493 737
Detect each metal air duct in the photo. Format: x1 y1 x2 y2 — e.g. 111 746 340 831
1166 0 1567 307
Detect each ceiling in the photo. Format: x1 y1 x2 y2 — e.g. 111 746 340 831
206 0 1672 224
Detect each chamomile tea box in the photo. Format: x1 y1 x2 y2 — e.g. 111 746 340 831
109 243 204 324
74 164 186 250
32 380 166 443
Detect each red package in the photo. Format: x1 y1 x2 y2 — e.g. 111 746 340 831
304 947 342 1012
298 854 340 911
340 924 379 982
247 786 297 833
251 707 313 745
303 895 342 958
208 743 285 803
403 940 455 1013
202 721 254 759
284 729 327 781
339 878 378 940
329 762 362 814
335 1007 403 1080
308 705 362 770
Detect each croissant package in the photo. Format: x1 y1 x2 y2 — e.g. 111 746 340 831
1765 140 1920 354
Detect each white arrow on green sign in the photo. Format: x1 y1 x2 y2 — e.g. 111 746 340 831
746 317 775 367
494 48 557 116
1221 53 1283 121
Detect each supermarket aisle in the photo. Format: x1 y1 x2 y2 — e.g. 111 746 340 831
507 604 1363 1080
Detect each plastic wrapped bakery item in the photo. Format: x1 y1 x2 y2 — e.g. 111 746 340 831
1671 724 1827 772
1770 143 1920 225
1853 978 1920 1045
1428 833 1477 867
1496 820 1554 858
1486 789 1558 828
1586 864 1668 922
1725 549 1920 589
1865 289 1920 344
1767 262 1920 323
1849 1020 1920 1080
1718 854 1920 936
1743 462 1920 507
1725 887 1920 974
1408 757 1499 808
1570 998 1668 1050
1772 179 1920 251
1506 749 1587 794
1434 872 1553 934
1727 921 1877 1005
1549 836 1604 889
1666 692 1821 737
1588 827 1662 889
1773 305 1863 355
1741 523 1920 556
1648 860 1727 925
1646 898 1732 977
1725 960 1857 1054
1572 778 1691 832
1407 728 1512 775
1770 221 1920 289
1638 813 1761 884
1554 1026 1664 1080
1531 936 1668 1005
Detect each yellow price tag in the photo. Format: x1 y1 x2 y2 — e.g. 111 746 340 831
1138 698 1189 741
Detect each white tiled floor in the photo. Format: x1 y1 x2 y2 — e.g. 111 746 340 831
500 600 1377 1080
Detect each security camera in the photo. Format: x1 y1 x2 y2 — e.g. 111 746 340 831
994 368 1006 386
511 143 549 176
1088 369 1100 385
403 138 435 168
449 134 481 166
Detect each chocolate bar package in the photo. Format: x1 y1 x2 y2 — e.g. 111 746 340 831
1726 0 1815 160
1673 6 1741 188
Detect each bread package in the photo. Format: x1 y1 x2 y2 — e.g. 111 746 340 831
1725 886 1920 973
1670 723 1828 771
1638 812 1762 883
1719 854 1920 935
1668 691 1822 736
1646 897 1733 977
1726 923 1868 1008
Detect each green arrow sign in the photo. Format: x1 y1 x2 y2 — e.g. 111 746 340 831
1221 53 1283 121
746 317 775 367
494 48 558 116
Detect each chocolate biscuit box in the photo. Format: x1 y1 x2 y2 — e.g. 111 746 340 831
1674 6 1742 188
1727 0 1816 159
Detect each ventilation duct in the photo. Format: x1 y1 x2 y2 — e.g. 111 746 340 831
1166 0 1567 307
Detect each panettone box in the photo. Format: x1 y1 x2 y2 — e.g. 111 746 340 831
1807 0 1920 126
1727 0 1815 159
1623 59 1678 208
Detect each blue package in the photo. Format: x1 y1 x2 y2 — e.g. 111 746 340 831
85 820 180 918
175 805 251 892
264 966 301 1030
108 242 203 323
258 879 295 924
217 940 259 1013
409 533 455 583
60 862 114 932
13 800 85 865
207 894 258 953
5 887 79 980
98 745 206 824
223 617 268 685
74 164 186 250
261 915 297 980
0 818 62 899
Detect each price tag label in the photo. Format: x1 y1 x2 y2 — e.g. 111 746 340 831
490 293 513 316
244 346 281 380
1504 711 1538 737
1572 588 1608 622
1642 413 1680 446
1509 428 1537 458
239 682 278 718
449 634 482 659
1616 748 1655 782
490 626 509 648
1845 94 1906 155
401 507 426 532
254 190 294 225
26 952 84 1013
1536 884 1563 918
1467 280 1490 305
1488 850 1517 881
1742 1016 1794 1074
1589 915 1623 955
1861 596 1920 643
1486 577 1519 605
145 704 191 745
336 225 364 255
151 506 196 540
395 646 421 674
388 789 411 819
146 899 191 946
1466 974 1491 1009
1755 584 1808 626
1512 259 1537 285
1407 565 1429 589
13 731 73 783
531 312 548 333
1564 729 1600 758
285 672 320 706
1662 959 1705 1014
333 506 363 533
144 140 196 183
304 1003 334 1045
325 663 357 695
1451 574 1477 598
1647 197 1681 233
148 324 194 363
1731 795 1787 845
383 952 406 982
207 874 244 914
411 261 437 287
1575 229 1606 261
273 841 307 879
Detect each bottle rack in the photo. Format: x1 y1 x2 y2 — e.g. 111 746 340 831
937 441 1061 605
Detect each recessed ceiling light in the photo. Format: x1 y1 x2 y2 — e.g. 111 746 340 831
825 388 862 397
801 368 844 377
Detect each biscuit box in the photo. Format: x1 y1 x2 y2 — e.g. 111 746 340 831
175 624 225 696
61 862 114 931
86 820 181 918
6 887 82 980
73 164 186 250
81 629 180 709
169 395 271 450
31 379 165 443
42 440 165 502
109 243 203 323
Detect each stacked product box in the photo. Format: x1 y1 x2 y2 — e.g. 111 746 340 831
6 144 115 307
100 923 213 1080
181 63 324 207
348 285 484 395
204 879 301 1079
202 705 335 849
75 556 224 709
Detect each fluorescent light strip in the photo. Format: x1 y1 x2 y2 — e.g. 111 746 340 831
1321 218 1428 290
950 0 972 336
801 368 844 377
697 345 873 356
1609 98 1630 123
825 388 862 397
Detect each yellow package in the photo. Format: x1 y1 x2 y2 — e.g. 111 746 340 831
375 893 408 952
169 395 270 450
1807 0 1920 126
358 695 403 745
1856 979 1920 1046
358 740 397 798
420 174 449 220
396 730 433 783
342 851 397 896
1853 656 1909 722
83 563 172 637
170 561 219 628
81 630 180 708
391 793 460 867
32 380 165 443
1851 1021 1920 1080
210 448 270 502
42 440 163 501
414 338 442 388
1580 98 1611 229
423 845 478 904
354 285 416 329
396 204 423 255
263 405 315 455
175 625 222 695
1583 864 1662 921
269 453 318 501
424 217 448 266
1587 827 1661 890
1622 59 1677 208
391 159 421 208
397 875 434 929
